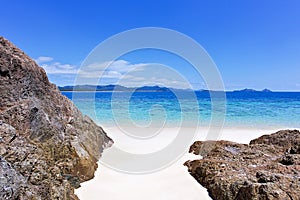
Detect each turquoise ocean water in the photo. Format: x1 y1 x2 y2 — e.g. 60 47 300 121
62 91 300 129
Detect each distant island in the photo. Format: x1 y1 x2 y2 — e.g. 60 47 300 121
58 85 272 93
58 85 190 92
233 88 272 93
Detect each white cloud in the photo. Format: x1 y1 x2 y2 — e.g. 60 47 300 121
78 60 149 79
113 63 193 89
36 57 194 89
35 56 79 74
40 62 79 74
118 76 191 89
34 56 54 64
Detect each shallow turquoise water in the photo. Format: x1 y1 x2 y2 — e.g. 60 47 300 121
62 91 300 128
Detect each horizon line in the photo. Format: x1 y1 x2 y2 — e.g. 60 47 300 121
57 84 300 92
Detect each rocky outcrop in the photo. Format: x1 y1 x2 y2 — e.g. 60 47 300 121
0 37 113 199
185 130 300 200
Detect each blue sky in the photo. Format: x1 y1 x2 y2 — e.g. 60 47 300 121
1 0 300 91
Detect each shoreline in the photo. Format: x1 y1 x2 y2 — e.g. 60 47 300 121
75 126 294 200
98 123 300 130
95 121 300 130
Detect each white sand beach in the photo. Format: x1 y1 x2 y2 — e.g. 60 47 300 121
75 127 284 200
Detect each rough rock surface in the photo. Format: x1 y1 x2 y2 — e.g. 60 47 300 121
0 37 113 199
185 130 300 200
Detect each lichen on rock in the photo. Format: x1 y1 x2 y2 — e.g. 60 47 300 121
0 37 113 199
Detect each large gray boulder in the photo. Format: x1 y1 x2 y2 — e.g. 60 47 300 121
0 37 113 199
185 130 300 200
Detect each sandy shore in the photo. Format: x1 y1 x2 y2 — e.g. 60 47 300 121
75 126 284 200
